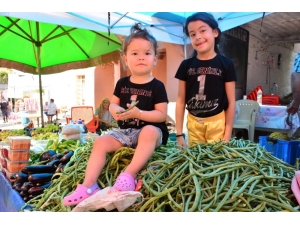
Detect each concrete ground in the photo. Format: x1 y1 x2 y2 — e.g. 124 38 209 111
0 113 67 131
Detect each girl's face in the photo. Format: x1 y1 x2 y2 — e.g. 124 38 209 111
187 20 218 58
123 38 157 76
102 100 110 109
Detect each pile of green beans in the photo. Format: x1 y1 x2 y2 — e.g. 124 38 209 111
128 139 299 212
22 138 300 212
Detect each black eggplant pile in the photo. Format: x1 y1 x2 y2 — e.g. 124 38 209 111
9 149 74 202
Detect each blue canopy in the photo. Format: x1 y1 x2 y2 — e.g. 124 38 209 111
0 12 272 45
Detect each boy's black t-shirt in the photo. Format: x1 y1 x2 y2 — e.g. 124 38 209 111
175 54 237 118
113 76 169 145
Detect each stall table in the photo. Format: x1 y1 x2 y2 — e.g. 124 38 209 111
236 104 300 136
254 105 300 136
19 113 41 127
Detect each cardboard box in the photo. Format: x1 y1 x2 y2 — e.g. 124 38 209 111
8 136 31 150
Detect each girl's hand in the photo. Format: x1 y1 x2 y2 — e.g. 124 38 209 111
113 107 125 120
222 133 231 143
176 136 187 149
116 103 140 121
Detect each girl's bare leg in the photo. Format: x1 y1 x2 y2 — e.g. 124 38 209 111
82 135 123 187
124 125 160 178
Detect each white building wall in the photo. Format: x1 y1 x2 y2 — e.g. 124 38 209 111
241 24 299 98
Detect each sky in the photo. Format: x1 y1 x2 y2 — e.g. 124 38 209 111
0 0 296 12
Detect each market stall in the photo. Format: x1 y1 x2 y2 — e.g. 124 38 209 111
1 120 300 212
1 137 300 212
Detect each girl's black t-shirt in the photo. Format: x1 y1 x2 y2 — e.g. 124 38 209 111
113 76 169 145
175 54 237 118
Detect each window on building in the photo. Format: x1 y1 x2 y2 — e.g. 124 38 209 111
76 75 85 105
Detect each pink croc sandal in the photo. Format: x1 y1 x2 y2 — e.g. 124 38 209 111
63 183 100 206
113 172 137 191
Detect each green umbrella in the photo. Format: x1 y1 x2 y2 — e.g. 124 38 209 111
0 15 122 126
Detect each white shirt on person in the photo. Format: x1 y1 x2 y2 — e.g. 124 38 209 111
47 102 57 115
43 104 49 112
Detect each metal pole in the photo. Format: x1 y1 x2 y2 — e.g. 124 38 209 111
184 37 187 59
36 22 44 127
37 46 44 127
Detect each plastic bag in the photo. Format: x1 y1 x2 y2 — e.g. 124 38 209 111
71 187 143 212
61 124 81 135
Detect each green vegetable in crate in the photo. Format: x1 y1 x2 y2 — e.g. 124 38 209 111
269 132 290 141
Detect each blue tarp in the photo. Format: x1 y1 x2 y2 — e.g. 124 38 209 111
0 172 25 212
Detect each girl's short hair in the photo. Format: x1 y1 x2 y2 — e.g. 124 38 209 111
184 12 222 56
122 23 159 56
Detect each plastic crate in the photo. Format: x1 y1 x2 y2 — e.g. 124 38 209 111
8 136 31 150
0 154 5 169
2 168 16 180
3 158 29 173
259 136 300 166
2 147 30 161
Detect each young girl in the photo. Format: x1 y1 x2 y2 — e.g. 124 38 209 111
63 23 169 206
175 12 237 147
94 97 115 133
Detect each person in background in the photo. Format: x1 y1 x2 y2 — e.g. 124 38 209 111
47 99 57 124
0 96 9 123
43 101 49 124
16 98 25 113
7 98 12 116
175 12 237 148
287 52 300 116
63 23 169 206
94 97 115 133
